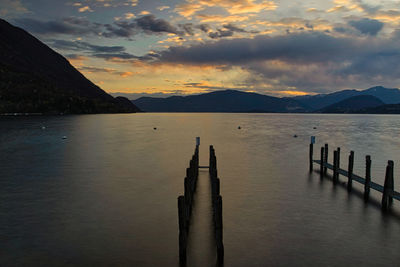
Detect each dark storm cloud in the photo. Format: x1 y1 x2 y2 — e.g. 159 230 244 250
49 40 125 53
14 17 101 35
207 24 250 39
208 29 234 39
348 18 384 36
136 15 183 35
102 15 184 38
222 24 247 33
198 24 211 33
49 39 137 60
15 15 184 38
154 32 359 64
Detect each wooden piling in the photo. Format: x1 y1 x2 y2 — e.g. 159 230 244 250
215 195 224 265
324 144 328 174
364 155 371 201
347 151 354 192
337 147 341 181
382 160 394 211
309 143 313 172
333 150 338 184
320 147 324 176
178 196 187 264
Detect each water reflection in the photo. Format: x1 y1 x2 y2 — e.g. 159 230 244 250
1 114 400 266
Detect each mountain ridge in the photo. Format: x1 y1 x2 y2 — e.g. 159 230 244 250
0 18 139 114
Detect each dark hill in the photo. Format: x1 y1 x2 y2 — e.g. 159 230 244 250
359 104 400 114
292 86 400 111
0 19 139 114
133 90 307 112
319 95 384 113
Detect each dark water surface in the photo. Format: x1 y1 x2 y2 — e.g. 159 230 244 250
1 113 400 266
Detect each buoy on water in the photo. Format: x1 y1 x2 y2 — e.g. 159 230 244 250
42 126 46 130
62 136 67 139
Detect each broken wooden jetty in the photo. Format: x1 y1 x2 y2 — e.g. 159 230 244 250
177 140 224 266
309 141 400 211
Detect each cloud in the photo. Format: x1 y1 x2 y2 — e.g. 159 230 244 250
50 39 125 53
135 15 182 34
103 15 184 37
77 66 134 77
348 18 384 35
78 6 94 12
175 0 277 18
158 6 170 11
14 17 102 36
0 0 29 18
143 31 400 91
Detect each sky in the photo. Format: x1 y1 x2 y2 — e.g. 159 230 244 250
2 0 400 98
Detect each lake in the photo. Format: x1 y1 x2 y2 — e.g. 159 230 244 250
1 113 400 266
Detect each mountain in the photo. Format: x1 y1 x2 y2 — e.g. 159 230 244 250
360 103 400 114
292 86 400 111
133 90 308 112
0 19 139 114
318 95 384 113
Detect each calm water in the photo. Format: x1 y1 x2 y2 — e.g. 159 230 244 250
1 113 400 266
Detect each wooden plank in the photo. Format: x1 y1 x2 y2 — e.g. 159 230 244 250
312 159 397 197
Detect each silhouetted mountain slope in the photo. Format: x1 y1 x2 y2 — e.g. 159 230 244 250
318 95 384 113
292 86 400 111
0 19 139 114
133 90 307 112
358 103 400 114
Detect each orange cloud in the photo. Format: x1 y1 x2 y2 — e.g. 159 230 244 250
196 14 253 23
176 0 277 18
78 6 93 12
120 71 133 77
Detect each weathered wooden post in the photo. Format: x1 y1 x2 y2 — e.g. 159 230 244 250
347 151 354 192
364 155 371 201
320 147 324 176
333 150 338 184
382 160 394 211
215 195 224 265
178 196 187 264
324 144 328 174
309 143 314 172
337 148 340 181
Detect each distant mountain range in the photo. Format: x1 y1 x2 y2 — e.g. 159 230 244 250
132 86 400 113
133 90 307 113
0 19 139 114
317 95 384 113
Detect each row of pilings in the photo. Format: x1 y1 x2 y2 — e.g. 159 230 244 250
310 142 398 211
209 145 224 265
177 145 199 265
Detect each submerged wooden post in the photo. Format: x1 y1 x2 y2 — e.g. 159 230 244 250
364 155 371 201
336 147 341 181
324 144 328 175
333 150 338 184
215 195 224 265
320 147 324 176
347 151 354 192
309 143 313 172
178 196 187 264
382 160 394 211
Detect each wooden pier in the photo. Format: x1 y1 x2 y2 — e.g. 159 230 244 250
177 140 224 266
309 142 400 211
